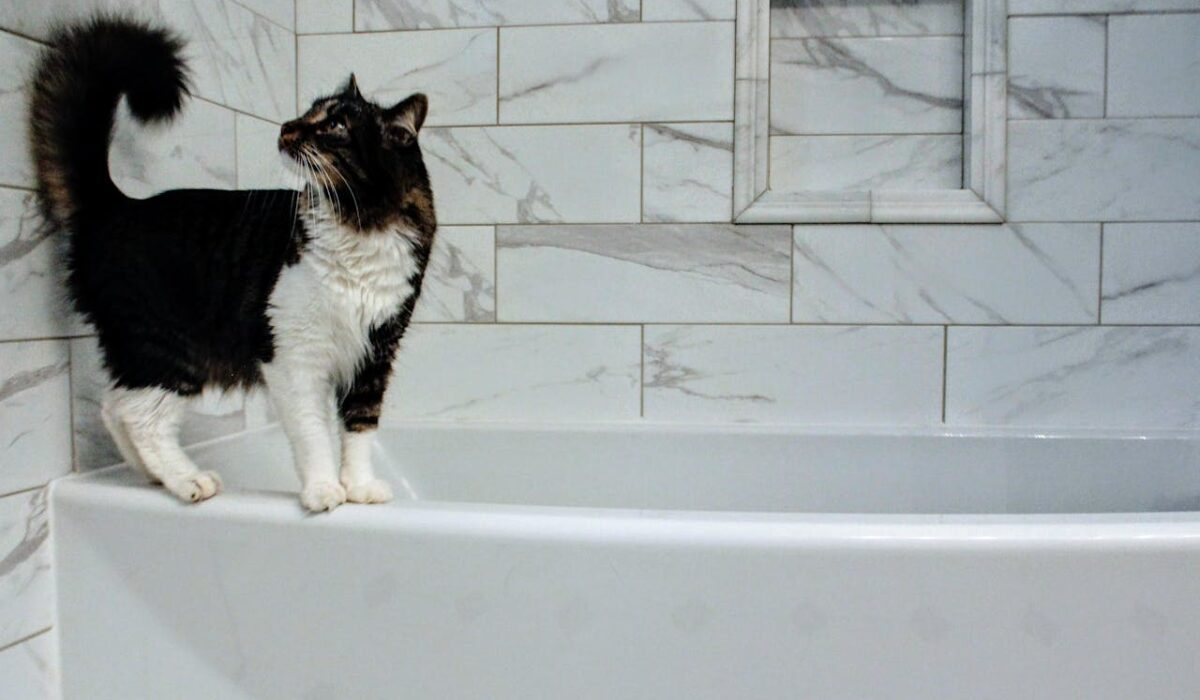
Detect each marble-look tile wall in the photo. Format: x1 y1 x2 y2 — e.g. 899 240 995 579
768 0 965 192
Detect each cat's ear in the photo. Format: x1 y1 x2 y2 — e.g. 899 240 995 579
341 73 363 101
383 93 428 146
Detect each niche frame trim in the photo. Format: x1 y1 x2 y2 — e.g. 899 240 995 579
734 0 1007 224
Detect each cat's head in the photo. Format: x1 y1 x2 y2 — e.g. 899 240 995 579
278 75 433 233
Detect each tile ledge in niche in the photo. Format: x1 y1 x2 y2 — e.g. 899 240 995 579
736 190 1003 224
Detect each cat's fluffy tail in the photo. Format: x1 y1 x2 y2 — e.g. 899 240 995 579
29 15 189 226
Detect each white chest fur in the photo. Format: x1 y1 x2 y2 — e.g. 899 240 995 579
266 209 420 387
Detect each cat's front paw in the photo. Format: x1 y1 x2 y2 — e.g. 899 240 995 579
165 471 222 503
300 481 346 512
343 478 394 504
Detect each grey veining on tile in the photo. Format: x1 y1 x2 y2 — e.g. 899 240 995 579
356 0 639 31
422 125 641 224
770 37 963 135
1102 223 1200 324
770 134 961 191
1009 119 1200 222
0 189 76 341
643 325 943 424
110 99 237 198
1008 0 1200 15
414 226 496 323
496 224 791 322
0 341 71 496
643 123 734 223
947 327 1200 429
1008 16 1106 119
793 224 1100 323
0 489 51 648
499 23 734 124
0 31 39 189
386 324 641 421
299 28 497 127
70 337 247 471
233 0 293 29
1107 13 1200 119
770 0 962 39
0 630 58 699
643 0 735 20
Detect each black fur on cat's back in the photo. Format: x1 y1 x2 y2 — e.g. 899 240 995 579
28 15 436 396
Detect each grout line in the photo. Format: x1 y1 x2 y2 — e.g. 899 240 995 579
788 227 795 322
639 324 645 418
352 0 357 32
0 484 48 501
1097 223 1106 324
67 337 77 474
0 627 53 655
941 326 949 423
191 94 284 125
0 182 37 194
0 26 49 45
492 225 500 319
232 114 241 188
1102 14 1110 118
227 0 294 32
639 124 645 222
495 27 501 122
316 18 733 36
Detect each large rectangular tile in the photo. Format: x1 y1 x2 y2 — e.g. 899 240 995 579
1009 0 1200 15
0 31 40 189
496 224 791 322
70 337 247 470
947 327 1200 429
0 630 58 700
423 125 641 224
384 324 641 421
642 0 735 21
642 123 733 223
356 0 639 30
1009 119 1200 221
0 189 75 341
643 325 944 424
235 114 301 190
0 341 71 496
1102 223 1200 324
770 37 963 135
769 134 961 191
299 29 497 127
1107 14 1200 118
297 0 352 33
413 226 496 323
0 489 51 648
1008 16 1106 119
110 99 237 198
793 224 1099 324
499 22 734 124
771 0 963 38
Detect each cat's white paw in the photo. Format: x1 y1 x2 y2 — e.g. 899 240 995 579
301 481 346 512
166 471 222 503
343 479 394 504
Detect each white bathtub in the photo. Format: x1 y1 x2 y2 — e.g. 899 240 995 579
51 424 1200 699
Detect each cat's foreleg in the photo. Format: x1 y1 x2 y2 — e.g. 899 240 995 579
263 364 346 512
337 332 403 504
104 387 222 502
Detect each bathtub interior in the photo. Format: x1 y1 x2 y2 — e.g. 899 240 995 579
80 423 1200 515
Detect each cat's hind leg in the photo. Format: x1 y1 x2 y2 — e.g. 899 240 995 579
105 387 222 502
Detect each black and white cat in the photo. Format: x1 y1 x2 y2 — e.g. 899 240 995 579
29 16 437 511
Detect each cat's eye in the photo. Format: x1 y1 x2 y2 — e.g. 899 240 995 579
323 119 347 133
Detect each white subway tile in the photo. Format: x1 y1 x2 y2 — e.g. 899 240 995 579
1008 16 1106 119
793 224 1100 324
947 327 1200 429
499 23 734 124
642 123 733 223
0 189 76 341
299 28 497 127
356 0 639 31
385 324 641 422
770 37 963 135
235 114 302 190
770 134 961 191
644 325 944 424
297 0 352 33
1107 14 1200 118
110 99 237 198
414 226 496 323
770 0 963 38
1009 119 1200 221
0 341 71 495
0 31 40 189
0 489 51 648
1102 223 1200 324
496 224 791 323
642 0 734 21
423 125 642 224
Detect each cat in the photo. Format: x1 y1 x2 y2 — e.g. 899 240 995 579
29 15 437 512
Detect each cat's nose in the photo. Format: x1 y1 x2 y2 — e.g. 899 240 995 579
278 122 302 150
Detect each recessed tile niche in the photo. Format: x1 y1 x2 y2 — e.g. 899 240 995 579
735 0 1007 223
